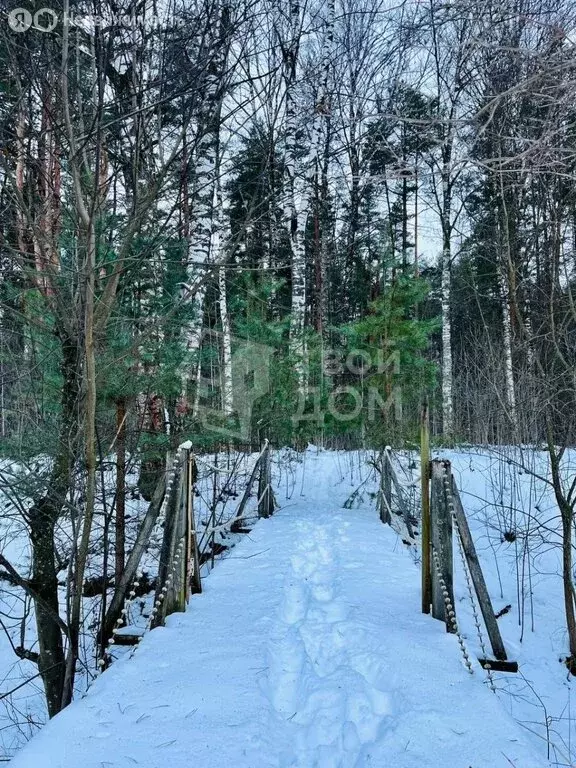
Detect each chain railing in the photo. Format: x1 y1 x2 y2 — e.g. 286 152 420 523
431 545 474 674
99 446 187 666
448 472 496 691
376 443 484 676
97 441 275 672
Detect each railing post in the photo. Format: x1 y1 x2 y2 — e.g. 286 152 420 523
231 448 262 531
379 450 392 525
258 441 274 518
421 401 432 614
152 455 188 626
430 459 454 632
173 459 188 614
383 447 415 539
186 452 202 596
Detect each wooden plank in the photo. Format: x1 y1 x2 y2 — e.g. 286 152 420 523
113 627 144 646
478 658 518 673
232 442 266 528
152 460 184 627
173 462 188 613
384 450 415 539
102 472 166 643
210 450 218 570
421 400 432 614
112 634 141 646
451 477 508 661
181 449 191 606
379 452 392 525
187 454 202 595
430 460 454 632
258 443 274 518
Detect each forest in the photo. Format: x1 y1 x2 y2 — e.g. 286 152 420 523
0 0 576 762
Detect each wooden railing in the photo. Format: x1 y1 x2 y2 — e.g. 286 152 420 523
419 405 515 671
152 447 200 626
153 440 276 626
377 405 516 673
378 446 416 541
422 457 515 671
102 442 275 658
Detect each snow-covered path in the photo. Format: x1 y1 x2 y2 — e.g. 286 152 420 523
10 455 548 767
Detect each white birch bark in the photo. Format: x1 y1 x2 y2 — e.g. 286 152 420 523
308 0 335 180
499 267 517 424
497 160 519 431
283 0 306 387
219 264 233 415
183 120 218 378
215 163 233 417
441 240 453 437
440 151 454 438
183 3 231 402
309 0 335 336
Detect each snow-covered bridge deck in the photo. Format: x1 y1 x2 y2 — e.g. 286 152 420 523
10 458 547 768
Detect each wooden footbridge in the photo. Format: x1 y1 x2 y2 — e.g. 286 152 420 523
10 438 543 768
101 414 517 687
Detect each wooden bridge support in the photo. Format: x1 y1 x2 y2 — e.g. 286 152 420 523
378 448 415 541
151 443 275 628
421 401 432 614
152 459 185 627
423 454 512 666
153 448 202 627
232 441 267 529
102 442 276 661
430 460 455 632
186 451 202 596
258 441 275 519
379 452 392 525
450 476 507 661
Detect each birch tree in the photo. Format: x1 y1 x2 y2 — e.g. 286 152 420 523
308 0 335 336
182 2 233 409
418 0 477 437
279 1 307 384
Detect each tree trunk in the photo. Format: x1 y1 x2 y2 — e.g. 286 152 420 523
441 224 453 437
183 3 231 404
27 333 80 717
561 509 576 673
310 0 334 335
28 509 66 718
61 218 97 709
115 397 127 584
283 0 306 388
218 266 233 416
548 432 576 674
499 267 517 430
497 163 518 436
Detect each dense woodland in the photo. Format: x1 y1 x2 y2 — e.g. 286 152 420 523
0 0 576 738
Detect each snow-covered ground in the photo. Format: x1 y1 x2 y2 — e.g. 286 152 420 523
0 451 263 759
7 448 552 767
439 446 576 767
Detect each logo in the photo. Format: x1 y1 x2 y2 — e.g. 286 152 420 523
8 7 58 32
195 330 273 441
8 8 32 31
